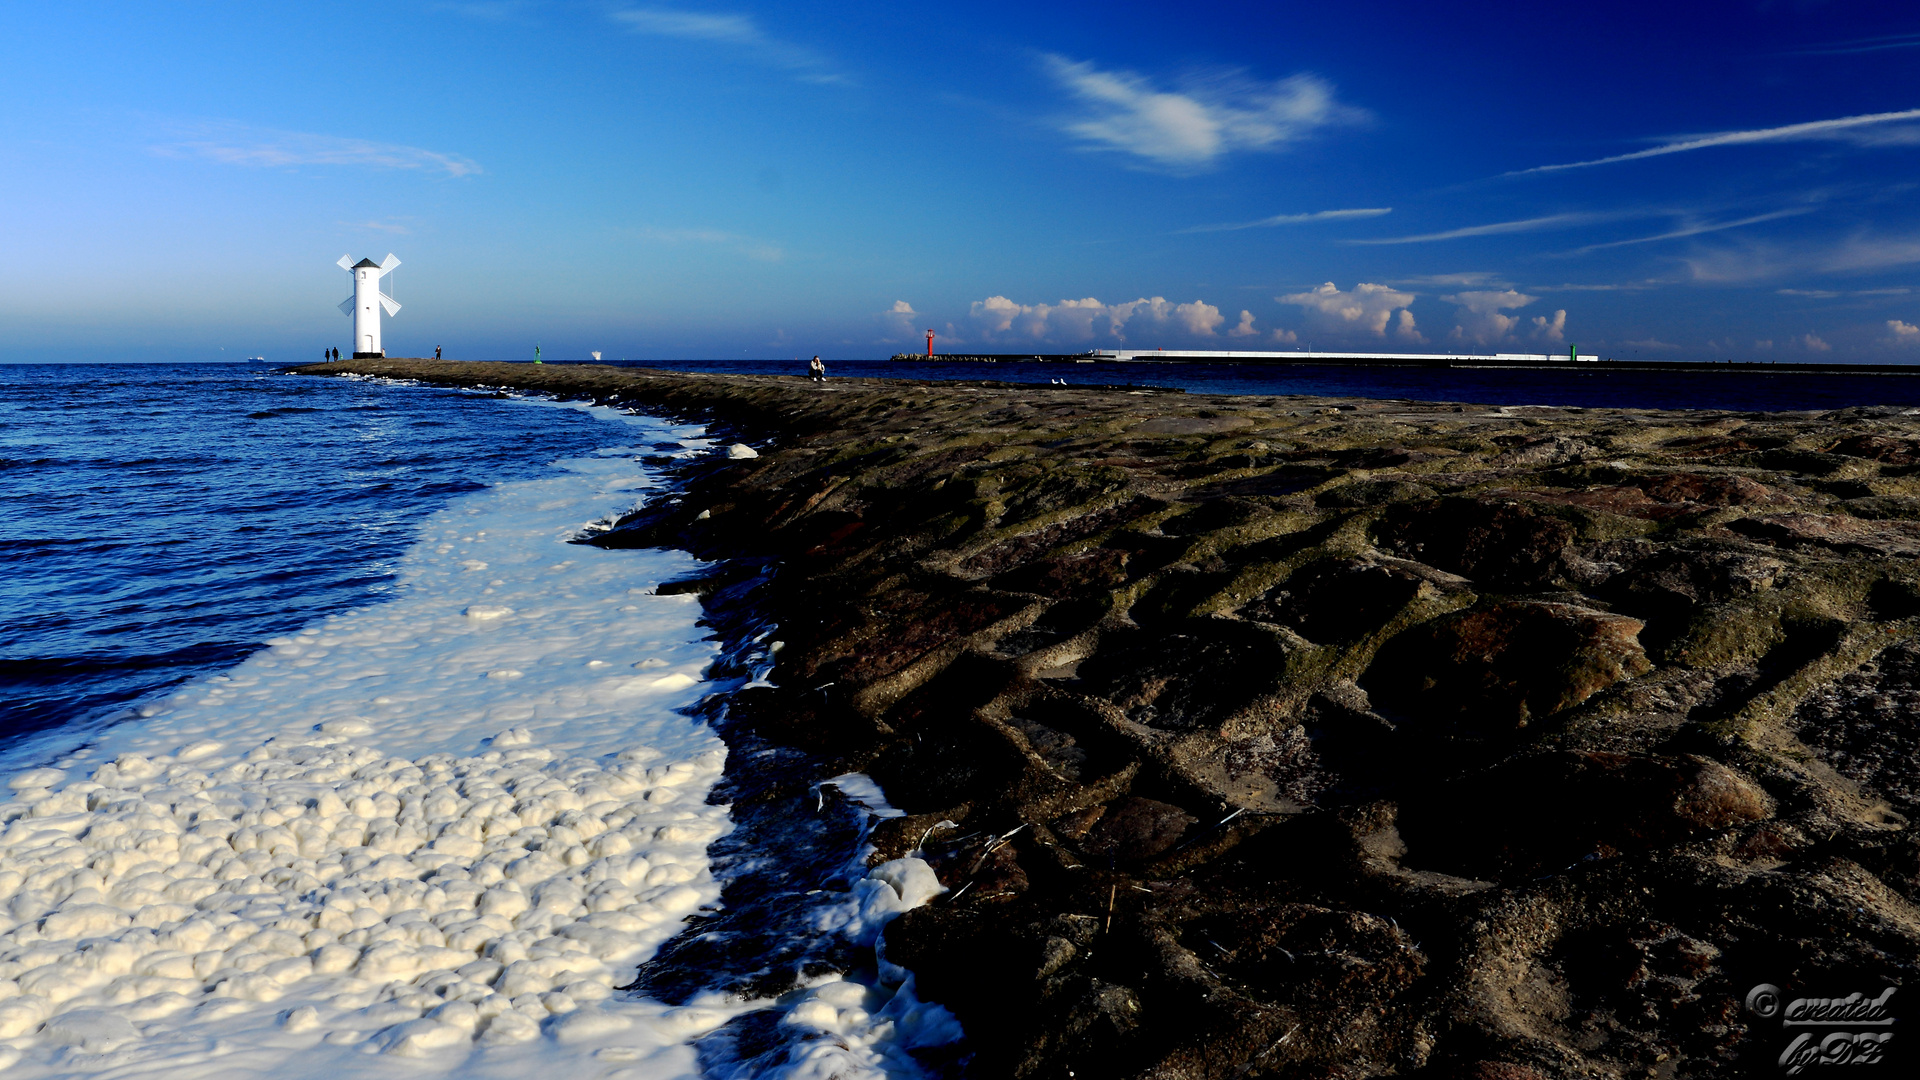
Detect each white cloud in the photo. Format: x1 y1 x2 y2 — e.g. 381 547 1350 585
1621 338 1684 352
1511 107 1920 175
1277 282 1416 336
1227 310 1259 337
612 7 844 83
1393 309 1426 344
1271 327 1299 344
966 295 1226 344
1888 320 1920 344
1530 308 1567 344
1442 289 1538 345
1043 55 1364 169
1178 207 1390 234
1798 333 1833 352
880 300 919 341
156 122 480 177
1172 299 1225 335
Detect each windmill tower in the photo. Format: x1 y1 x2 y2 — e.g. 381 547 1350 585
337 253 401 358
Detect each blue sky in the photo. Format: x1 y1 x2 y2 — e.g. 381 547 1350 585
4 1 1920 363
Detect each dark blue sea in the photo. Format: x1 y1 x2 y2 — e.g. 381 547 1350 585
0 364 626 744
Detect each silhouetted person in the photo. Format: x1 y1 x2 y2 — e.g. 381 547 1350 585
435 346 442 360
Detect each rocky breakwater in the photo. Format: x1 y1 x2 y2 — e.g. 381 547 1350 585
300 360 1920 1078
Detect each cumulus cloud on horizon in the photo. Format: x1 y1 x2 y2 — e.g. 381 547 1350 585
1277 282 1419 340
966 295 1226 344
879 300 919 341
1443 289 1538 345
1043 55 1365 169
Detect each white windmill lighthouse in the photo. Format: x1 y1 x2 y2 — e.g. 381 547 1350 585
337 253 401 358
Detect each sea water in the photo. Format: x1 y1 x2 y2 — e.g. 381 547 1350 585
0 365 959 1077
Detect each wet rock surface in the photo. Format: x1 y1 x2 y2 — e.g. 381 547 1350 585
303 360 1920 1078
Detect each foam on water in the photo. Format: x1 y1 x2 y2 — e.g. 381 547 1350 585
0 397 959 1077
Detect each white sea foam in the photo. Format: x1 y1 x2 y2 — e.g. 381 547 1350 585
0 398 958 1077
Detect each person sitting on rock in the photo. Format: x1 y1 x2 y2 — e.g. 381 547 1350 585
808 356 827 382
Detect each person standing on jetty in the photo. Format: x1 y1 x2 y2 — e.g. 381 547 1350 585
808 355 826 382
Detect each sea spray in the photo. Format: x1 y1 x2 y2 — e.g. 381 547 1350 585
0 392 959 1077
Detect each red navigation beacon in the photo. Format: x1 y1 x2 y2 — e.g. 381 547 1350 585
925 329 936 358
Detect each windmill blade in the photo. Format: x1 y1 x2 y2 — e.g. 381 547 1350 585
379 253 401 273
336 254 355 271
379 295 401 317
338 296 355 315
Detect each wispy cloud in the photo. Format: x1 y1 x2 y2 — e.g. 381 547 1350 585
1566 208 1816 254
1390 272 1510 288
612 7 845 84
1820 234 1920 273
342 219 413 234
1786 33 1920 57
431 1 531 22
1043 55 1366 170
1348 212 1609 245
632 225 784 262
1177 207 1389 234
1508 108 1920 176
156 121 480 177
1532 281 1665 292
1679 229 1920 284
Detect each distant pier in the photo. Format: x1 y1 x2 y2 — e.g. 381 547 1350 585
891 349 1920 376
